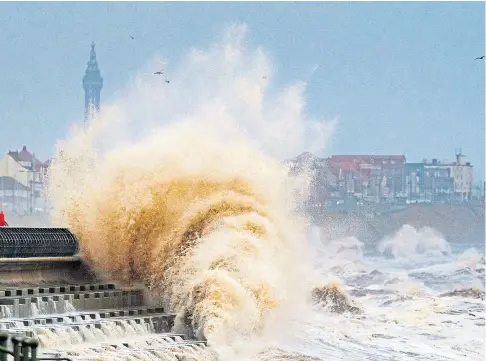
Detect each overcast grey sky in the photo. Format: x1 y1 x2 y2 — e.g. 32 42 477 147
0 2 484 179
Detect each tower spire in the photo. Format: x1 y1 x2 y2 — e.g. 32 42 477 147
82 42 103 128
90 41 96 60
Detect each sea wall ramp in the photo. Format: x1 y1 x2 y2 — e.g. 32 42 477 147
0 224 213 359
0 278 211 360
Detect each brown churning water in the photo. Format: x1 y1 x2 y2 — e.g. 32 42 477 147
46 122 314 353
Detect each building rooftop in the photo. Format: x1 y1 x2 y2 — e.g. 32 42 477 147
7 146 49 171
328 154 406 172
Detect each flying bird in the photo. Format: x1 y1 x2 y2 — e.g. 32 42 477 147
165 80 170 84
262 76 268 79
130 36 135 40
475 56 485 60
154 71 164 75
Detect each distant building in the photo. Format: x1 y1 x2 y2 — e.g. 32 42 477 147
448 151 474 201
288 151 475 209
0 146 50 213
405 151 474 203
82 42 103 127
471 181 485 202
0 176 31 212
328 155 406 203
423 160 454 202
405 163 425 201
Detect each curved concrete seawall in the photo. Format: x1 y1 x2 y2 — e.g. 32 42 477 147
0 252 211 359
0 256 97 286
312 204 485 245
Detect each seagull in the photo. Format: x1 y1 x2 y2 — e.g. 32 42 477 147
475 56 485 60
154 71 164 75
130 36 135 40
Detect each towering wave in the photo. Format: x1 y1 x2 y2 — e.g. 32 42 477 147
47 25 335 357
49 126 310 347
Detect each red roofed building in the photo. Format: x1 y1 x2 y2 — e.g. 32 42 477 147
329 155 405 168
328 155 406 202
8 146 49 173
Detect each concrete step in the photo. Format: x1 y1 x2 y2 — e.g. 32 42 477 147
0 289 144 318
6 314 177 347
7 314 173 334
39 333 210 361
0 283 119 296
0 307 167 328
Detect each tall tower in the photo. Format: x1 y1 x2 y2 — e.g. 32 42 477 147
82 42 103 126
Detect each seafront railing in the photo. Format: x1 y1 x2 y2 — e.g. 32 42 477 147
0 332 72 361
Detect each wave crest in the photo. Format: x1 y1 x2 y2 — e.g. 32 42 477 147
377 224 451 259
48 125 312 349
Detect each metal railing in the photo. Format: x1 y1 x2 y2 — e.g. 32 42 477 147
0 227 79 258
0 332 72 361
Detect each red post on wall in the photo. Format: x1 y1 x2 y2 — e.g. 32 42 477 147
0 211 5 227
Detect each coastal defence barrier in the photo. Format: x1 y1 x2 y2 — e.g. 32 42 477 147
0 226 209 360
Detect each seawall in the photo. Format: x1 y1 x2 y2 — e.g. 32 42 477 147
311 204 485 245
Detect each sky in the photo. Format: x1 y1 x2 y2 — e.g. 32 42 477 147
0 2 484 180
